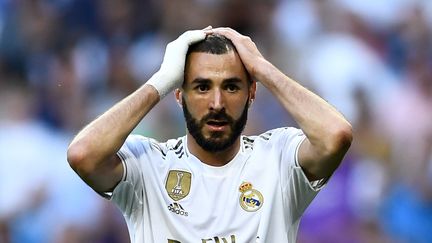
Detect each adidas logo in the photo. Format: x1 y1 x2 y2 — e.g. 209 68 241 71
168 202 189 217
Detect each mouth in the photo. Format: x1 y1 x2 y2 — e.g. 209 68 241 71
205 120 229 131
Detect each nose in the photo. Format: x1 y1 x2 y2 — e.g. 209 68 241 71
209 89 224 111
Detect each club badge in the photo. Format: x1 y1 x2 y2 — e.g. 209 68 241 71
239 182 264 212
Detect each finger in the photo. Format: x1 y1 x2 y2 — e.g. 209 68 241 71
203 25 213 35
210 27 231 36
202 25 213 30
211 27 241 36
180 30 207 45
211 27 244 41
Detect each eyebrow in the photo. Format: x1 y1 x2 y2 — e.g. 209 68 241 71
223 77 242 84
191 77 243 85
191 77 211 85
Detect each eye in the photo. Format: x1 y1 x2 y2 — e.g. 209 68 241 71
225 84 239 93
195 84 209 92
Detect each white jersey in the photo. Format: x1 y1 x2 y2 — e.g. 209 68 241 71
107 127 326 243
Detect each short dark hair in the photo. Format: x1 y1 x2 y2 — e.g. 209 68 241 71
186 34 252 84
187 34 236 55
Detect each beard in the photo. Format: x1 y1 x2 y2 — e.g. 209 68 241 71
182 97 249 152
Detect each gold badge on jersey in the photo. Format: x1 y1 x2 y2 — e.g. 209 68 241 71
239 182 264 212
166 170 192 201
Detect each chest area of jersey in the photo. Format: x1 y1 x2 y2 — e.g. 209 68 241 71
146 152 282 242
165 169 265 211
162 170 267 242
161 156 279 221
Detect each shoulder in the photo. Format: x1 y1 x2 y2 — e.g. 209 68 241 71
241 130 271 150
148 136 187 159
120 135 186 160
243 127 303 146
241 127 305 154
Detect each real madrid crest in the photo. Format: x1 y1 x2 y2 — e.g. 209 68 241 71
239 182 264 212
165 170 192 201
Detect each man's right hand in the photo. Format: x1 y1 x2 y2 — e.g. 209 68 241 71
146 26 212 98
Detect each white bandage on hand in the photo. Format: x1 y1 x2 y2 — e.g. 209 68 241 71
146 29 208 98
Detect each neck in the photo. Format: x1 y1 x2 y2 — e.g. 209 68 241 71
186 134 241 166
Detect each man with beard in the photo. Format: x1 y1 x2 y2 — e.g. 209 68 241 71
67 26 353 242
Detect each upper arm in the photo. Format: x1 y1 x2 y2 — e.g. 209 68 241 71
84 154 124 194
67 149 124 194
298 133 352 181
68 134 150 195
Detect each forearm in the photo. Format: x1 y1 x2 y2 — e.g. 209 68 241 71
68 84 159 168
258 61 352 177
209 27 352 178
67 28 208 191
258 61 350 140
209 27 350 139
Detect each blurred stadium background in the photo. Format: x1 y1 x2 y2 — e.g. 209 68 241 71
0 0 431 242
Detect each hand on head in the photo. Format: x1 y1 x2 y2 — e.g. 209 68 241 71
146 26 265 98
206 27 265 82
146 26 213 98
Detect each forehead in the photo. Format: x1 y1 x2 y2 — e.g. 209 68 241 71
184 52 248 84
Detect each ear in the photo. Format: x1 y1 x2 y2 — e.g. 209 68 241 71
248 81 257 106
175 88 183 108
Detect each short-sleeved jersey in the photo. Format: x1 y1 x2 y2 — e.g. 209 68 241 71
108 127 326 243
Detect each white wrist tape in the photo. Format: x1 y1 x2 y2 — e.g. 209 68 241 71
145 72 169 97
146 30 206 98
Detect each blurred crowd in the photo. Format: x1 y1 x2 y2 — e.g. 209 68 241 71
0 0 431 242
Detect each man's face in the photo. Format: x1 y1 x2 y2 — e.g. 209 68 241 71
179 51 255 152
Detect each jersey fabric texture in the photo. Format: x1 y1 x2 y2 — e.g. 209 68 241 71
107 127 326 243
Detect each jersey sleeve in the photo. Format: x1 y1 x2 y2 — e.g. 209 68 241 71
271 127 327 220
109 135 151 217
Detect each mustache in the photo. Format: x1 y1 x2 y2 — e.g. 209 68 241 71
201 110 234 124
